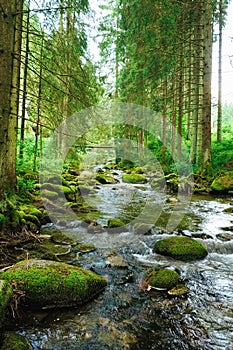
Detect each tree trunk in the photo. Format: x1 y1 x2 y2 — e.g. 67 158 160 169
34 36 44 172
19 0 30 160
0 0 18 196
9 0 24 179
201 0 213 168
217 0 223 143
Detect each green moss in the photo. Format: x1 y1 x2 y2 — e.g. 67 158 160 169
211 172 233 193
224 207 233 213
0 214 7 230
132 167 144 174
153 236 208 261
41 183 75 195
122 174 147 184
1 332 32 350
41 189 59 200
0 280 13 324
107 218 125 228
77 243 96 253
96 174 118 184
0 259 107 308
146 267 180 290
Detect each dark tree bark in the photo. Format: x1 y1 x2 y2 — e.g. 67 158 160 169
0 0 18 196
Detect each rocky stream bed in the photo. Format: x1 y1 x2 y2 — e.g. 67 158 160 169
1 166 233 350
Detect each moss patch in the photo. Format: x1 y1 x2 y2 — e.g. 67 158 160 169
122 174 147 184
145 267 180 290
0 332 32 350
153 236 208 261
107 218 125 228
0 280 13 326
0 259 107 308
210 172 233 193
0 214 7 230
96 173 119 185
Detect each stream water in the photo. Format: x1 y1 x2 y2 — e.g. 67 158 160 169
7 171 233 349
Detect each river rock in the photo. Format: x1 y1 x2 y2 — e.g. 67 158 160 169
153 236 208 261
106 252 128 268
107 218 125 228
0 259 107 308
96 173 119 184
144 267 180 290
210 171 233 193
122 173 147 184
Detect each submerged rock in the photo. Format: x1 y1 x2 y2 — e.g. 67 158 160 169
167 284 189 296
153 236 208 261
0 259 107 308
106 252 128 268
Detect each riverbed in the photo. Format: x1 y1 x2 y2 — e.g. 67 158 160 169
6 172 233 350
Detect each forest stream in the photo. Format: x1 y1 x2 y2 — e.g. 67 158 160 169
4 169 233 350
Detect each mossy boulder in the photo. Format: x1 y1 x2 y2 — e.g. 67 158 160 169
0 280 13 327
0 259 107 308
0 332 32 350
153 236 208 261
41 183 76 201
122 174 147 184
107 218 125 228
145 267 180 290
210 172 233 193
96 173 119 184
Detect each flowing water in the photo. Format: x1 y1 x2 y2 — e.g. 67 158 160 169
6 171 233 349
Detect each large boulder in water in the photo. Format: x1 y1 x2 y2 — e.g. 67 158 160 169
0 259 107 308
153 236 208 261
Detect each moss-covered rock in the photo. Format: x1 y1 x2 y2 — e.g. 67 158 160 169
224 206 233 213
0 280 13 327
210 172 233 193
76 243 96 253
96 173 119 185
0 332 32 350
145 267 180 290
132 167 144 174
153 236 208 261
107 218 125 228
0 259 107 308
41 189 59 200
122 174 147 184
